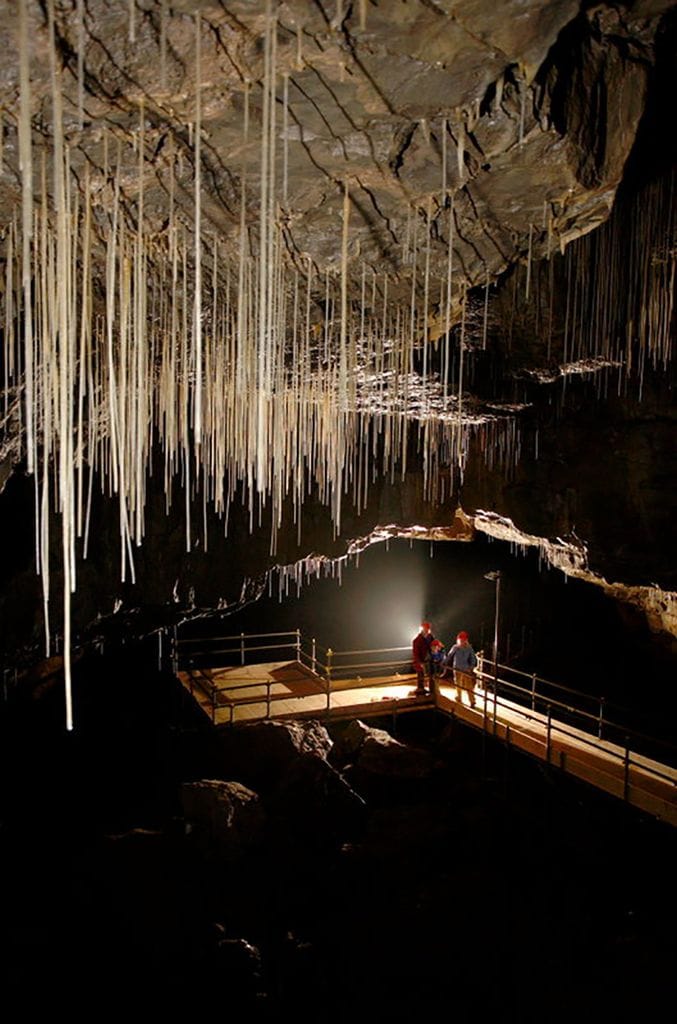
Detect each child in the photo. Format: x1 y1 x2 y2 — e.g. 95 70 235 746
429 639 446 677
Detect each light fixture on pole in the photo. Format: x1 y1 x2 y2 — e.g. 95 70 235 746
484 570 501 692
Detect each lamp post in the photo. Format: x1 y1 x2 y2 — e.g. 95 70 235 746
484 570 501 692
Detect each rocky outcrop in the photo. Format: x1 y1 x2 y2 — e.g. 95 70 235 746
180 779 266 860
215 719 333 794
269 751 366 845
329 719 437 793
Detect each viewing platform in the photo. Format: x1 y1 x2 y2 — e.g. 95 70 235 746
175 630 677 828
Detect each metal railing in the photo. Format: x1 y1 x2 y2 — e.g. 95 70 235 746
175 629 677 790
472 653 677 771
175 629 418 724
447 655 677 800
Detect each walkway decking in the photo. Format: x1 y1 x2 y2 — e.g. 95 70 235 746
179 659 429 725
177 658 677 828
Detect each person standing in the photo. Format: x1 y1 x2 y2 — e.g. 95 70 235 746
446 631 478 707
412 621 435 696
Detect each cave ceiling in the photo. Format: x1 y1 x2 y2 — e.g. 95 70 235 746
0 0 676 666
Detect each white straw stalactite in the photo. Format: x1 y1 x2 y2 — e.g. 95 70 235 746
1 1 672 734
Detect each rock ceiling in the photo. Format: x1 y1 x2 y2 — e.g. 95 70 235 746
0 1 664 295
0 0 676 684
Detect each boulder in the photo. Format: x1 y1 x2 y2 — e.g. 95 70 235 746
270 752 366 846
211 936 266 1005
216 719 333 793
180 779 266 861
330 719 436 780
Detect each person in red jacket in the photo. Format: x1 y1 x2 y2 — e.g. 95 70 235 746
412 621 435 696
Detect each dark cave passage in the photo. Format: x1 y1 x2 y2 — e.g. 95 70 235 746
181 536 677 744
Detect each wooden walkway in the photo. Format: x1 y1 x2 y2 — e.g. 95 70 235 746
177 660 677 828
179 659 430 726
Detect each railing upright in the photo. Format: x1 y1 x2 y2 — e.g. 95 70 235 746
326 648 333 716
493 677 498 735
531 672 536 711
598 697 606 739
312 638 317 674
623 736 630 801
295 629 301 661
240 633 245 666
172 626 178 675
546 704 552 764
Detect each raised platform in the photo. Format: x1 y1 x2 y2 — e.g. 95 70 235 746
177 660 677 827
178 659 432 725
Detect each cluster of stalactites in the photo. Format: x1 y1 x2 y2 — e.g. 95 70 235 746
3 1 524 731
3 0 675 730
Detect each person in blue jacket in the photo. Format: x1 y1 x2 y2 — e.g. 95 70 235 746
445 631 478 707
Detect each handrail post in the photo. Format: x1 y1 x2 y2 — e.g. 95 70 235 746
492 675 498 735
623 736 630 801
531 673 536 711
266 682 271 720
477 650 484 689
295 629 301 661
546 704 552 765
326 648 333 717
240 632 245 666
157 630 163 672
598 697 605 739
312 638 317 674
172 626 179 675
212 688 216 725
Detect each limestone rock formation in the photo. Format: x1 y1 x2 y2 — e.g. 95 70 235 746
330 718 437 779
180 778 266 859
0 1 675 668
215 718 333 792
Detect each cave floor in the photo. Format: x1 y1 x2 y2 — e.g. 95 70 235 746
177 662 677 826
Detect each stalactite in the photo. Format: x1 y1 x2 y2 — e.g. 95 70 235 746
441 116 447 199
525 222 533 301
339 180 350 410
19 0 34 474
76 0 84 130
193 13 203 444
456 119 465 181
282 72 289 206
1 0 672 733
48 0 75 730
160 0 168 92
457 287 466 470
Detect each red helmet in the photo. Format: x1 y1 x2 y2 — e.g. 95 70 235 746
457 630 469 641
421 621 432 630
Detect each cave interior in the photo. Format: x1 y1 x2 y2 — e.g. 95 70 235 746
0 0 676 1017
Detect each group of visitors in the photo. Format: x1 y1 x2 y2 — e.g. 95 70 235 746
412 621 478 706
